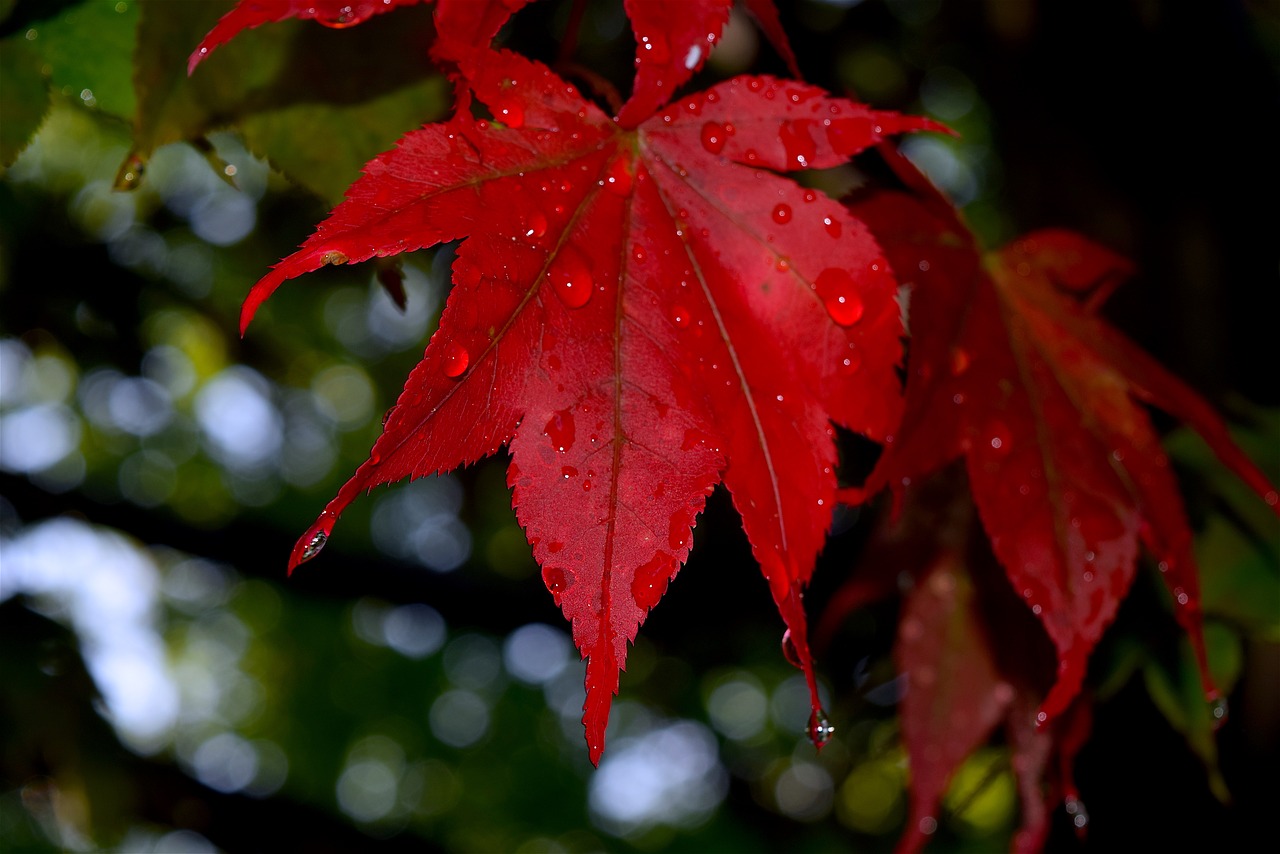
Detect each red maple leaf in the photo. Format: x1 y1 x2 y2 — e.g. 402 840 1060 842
848 175 1280 732
238 47 941 762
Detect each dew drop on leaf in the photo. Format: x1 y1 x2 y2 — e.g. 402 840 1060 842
317 5 373 28
545 409 575 452
700 121 727 154
494 98 525 128
602 155 633 197
638 32 670 63
671 304 691 328
548 247 594 309
300 530 328 562
779 120 816 168
822 215 842 238
772 203 792 225
780 629 803 668
522 211 548 240
542 565 573 604
815 268 864 326
631 553 672 611
807 708 834 747
986 421 1012 455
442 340 469 378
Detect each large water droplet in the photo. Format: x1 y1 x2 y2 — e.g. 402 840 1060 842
442 340 469 378
603 155 633 197
815 268 864 326
300 530 328 562
631 553 673 611
548 247 593 309
317 4 373 28
545 409 576 452
779 120 817 169
807 709 834 747
700 121 727 154
542 565 573 604
772 203 792 225
494 97 524 128
522 211 548 240
781 629 803 668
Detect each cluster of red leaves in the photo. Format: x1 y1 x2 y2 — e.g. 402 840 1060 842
193 0 1279 845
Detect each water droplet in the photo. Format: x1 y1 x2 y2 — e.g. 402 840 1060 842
815 268 864 326
839 347 862 375
603 155 633 196
542 565 574 603
780 629 803 668
779 120 816 169
522 211 548 240
545 409 575 452
638 32 670 63
560 465 578 479
772 203 792 225
823 216 842 238
671 304 691 328
548 247 593 309
807 709 834 747
701 121 727 154
493 97 524 128
1209 694 1229 729
631 553 673 610
986 421 1012 455
317 4 373 27
114 150 147 190
442 340 469 378
949 347 971 376
300 530 328 562
917 816 938 835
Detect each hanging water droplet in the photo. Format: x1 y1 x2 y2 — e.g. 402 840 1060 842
548 247 593 309
700 121 727 154
1209 694 1229 729
807 708 834 747
442 340 469 378
780 629 803 668
301 530 328 562
772 203 792 225
815 268 864 326
317 4 373 28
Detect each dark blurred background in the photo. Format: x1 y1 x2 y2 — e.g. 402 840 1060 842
2 1 1277 852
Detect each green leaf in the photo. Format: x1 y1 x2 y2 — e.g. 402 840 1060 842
0 34 49 165
24 0 137 120
131 0 447 199
1142 621 1242 803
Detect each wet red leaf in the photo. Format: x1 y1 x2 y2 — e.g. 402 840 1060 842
240 47 940 762
852 180 1280 733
